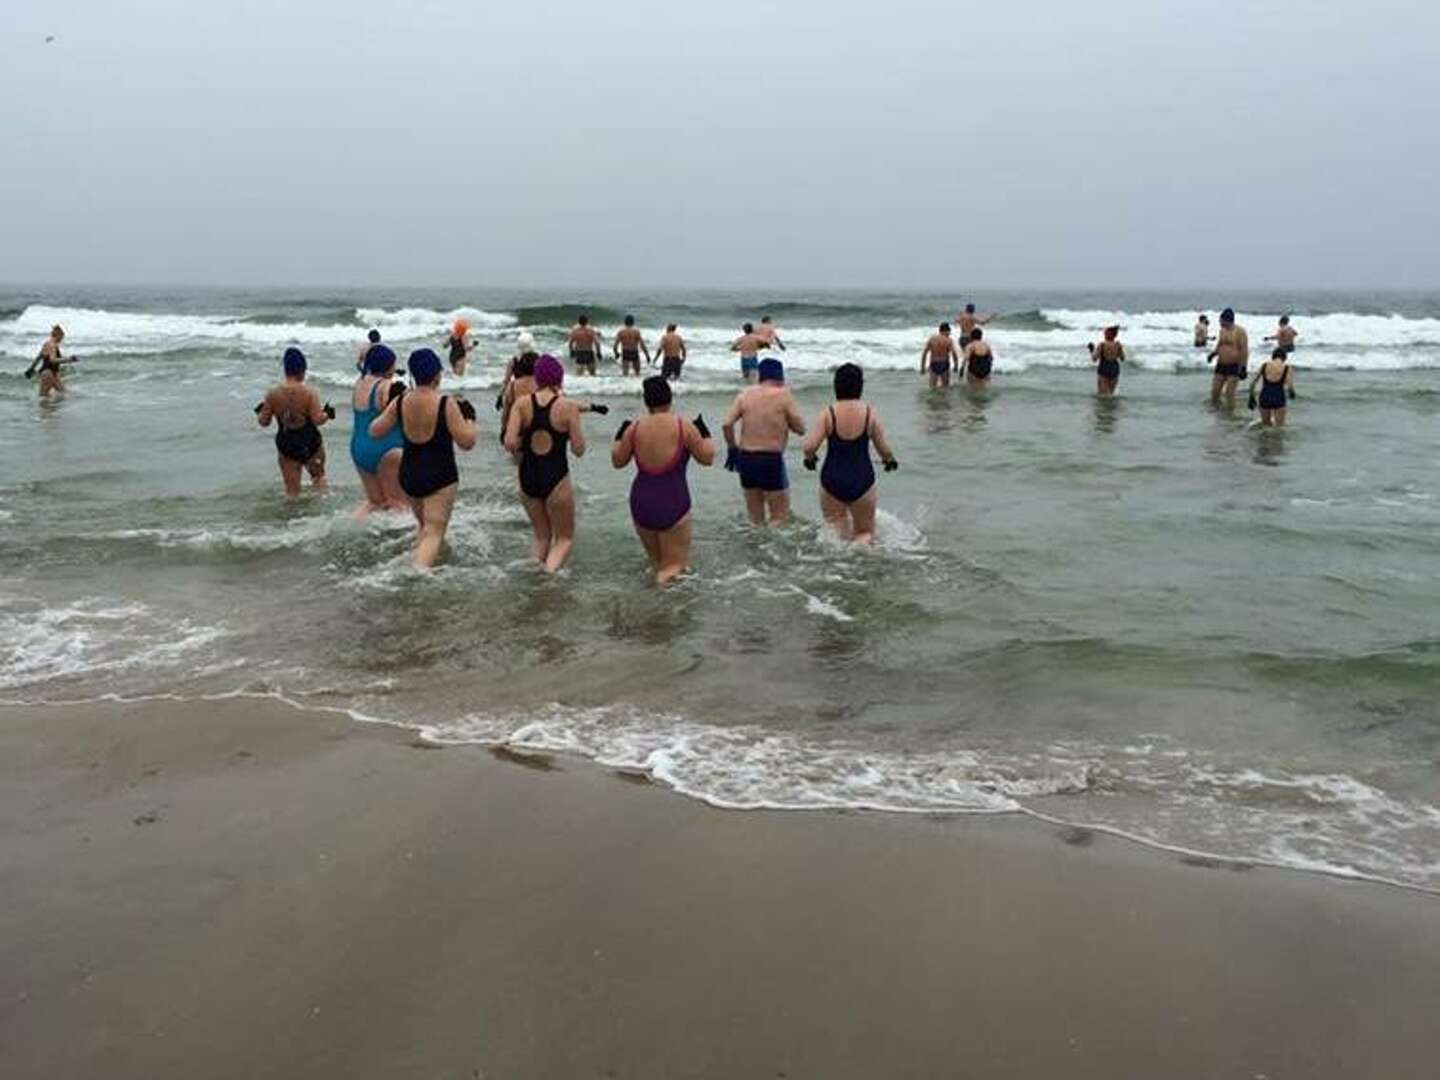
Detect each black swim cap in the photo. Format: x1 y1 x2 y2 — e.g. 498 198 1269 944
624 314 635 326
834 363 863 400
743 322 754 334
970 328 983 341
643 375 672 409
282 347 306 376
1221 308 1235 323
513 353 536 377
367 328 381 343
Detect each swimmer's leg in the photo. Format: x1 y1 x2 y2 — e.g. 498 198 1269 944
1209 373 1224 406
634 523 662 569
1222 376 1238 408
306 445 328 492
542 479 576 573
849 488 879 545
742 488 767 526
764 489 791 526
1273 407 1287 428
818 487 852 540
520 493 552 564
278 455 303 498
414 484 457 569
655 515 693 585
377 448 408 511
355 470 384 519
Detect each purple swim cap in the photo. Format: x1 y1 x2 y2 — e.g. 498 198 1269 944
758 357 784 383
408 348 443 384
535 354 564 388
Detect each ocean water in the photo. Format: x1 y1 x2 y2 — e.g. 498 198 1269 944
3 286 1438 890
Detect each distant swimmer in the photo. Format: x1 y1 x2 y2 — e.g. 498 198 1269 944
613 314 651 376
611 376 716 584
962 327 995 387
446 319 474 376
1088 325 1125 396
957 302 992 339
1248 348 1297 428
657 323 687 380
504 355 587 572
731 322 768 383
26 324 76 397
356 328 381 373
349 344 407 516
1265 315 1299 357
801 363 898 545
722 357 806 526
1193 314 1211 348
756 315 787 352
569 313 601 376
256 347 333 498
368 348 478 569
921 322 960 388
1206 307 1249 407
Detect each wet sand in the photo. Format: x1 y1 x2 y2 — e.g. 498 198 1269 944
2 698 1437 1079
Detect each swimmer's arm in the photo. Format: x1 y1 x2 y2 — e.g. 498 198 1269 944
308 389 329 426
679 338 687 361
919 344 930 372
368 398 398 438
257 394 275 428
642 338 652 364
503 398 526 454
800 410 827 457
611 423 634 468
569 406 587 457
447 397 477 451
721 395 744 446
612 333 621 359
785 395 807 436
1238 329 1250 363
1117 344 1126 361
729 337 743 352
871 415 896 464
685 417 716 466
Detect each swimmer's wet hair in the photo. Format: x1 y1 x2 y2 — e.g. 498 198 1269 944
624 314 635 326
666 323 677 332
643 375 672 409
1272 348 1288 360
577 313 589 325
1279 315 1290 325
512 353 536 378
940 322 951 333
834 363 863 400
743 322 754 334
971 328 984 341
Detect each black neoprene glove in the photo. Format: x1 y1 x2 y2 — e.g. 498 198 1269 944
389 383 405 405
456 399 477 422
1247 394 1257 411
494 394 504 411
883 459 899 473
803 455 818 471
1288 388 1297 401
253 401 264 415
694 414 711 439
590 403 610 415
323 403 336 420
615 419 633 442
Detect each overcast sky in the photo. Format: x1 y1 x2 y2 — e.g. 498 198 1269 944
3 0 1437 289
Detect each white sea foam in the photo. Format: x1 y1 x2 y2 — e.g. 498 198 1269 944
0 597 226 689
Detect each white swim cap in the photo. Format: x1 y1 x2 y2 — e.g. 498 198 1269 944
516 331 536 353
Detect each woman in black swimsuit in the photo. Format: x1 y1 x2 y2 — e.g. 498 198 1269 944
1247 348 1297 429
503 355 587 573
256 347 333 498
29 325 72 398
1090 325 1125 397
369 348 478 569
963 328 995 388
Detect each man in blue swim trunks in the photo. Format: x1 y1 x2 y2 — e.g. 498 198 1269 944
722 357 806 526
730 322 768 384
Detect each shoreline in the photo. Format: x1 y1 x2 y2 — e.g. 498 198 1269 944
4 696 1438 1079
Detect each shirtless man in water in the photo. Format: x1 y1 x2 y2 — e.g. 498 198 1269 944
755 315 787 352
569 314 601 376
1193 314 1211 348
1206 307 1249 407
722 357 806 526
730 322 768 383
921 323 960 388
1264 315 1299 357
657 324 687 380
957 303 992 339
613 315 651 376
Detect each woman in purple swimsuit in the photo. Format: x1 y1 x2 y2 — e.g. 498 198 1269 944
611 376 715 585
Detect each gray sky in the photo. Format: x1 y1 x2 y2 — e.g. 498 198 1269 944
4 0 1438 289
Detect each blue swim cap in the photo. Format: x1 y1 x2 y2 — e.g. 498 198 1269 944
365 344 397 375
758 357 784 383
408 347 443 384
282 347 306 377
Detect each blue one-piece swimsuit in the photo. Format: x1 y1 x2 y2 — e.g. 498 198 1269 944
351 380 404 474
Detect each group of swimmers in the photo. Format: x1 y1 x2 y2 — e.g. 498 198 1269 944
260 339 898 580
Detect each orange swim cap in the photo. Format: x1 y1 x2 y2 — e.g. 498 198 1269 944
452 318 470 338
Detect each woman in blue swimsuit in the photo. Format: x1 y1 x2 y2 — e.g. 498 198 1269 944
349 345 407 516
801 364 898 545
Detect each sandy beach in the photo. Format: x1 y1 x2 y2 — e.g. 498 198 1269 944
2 697 1437 1079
